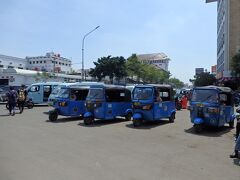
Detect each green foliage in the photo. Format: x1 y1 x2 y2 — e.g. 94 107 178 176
126 54 170 83
89 56 127 83
167 78 184 88
193 72 217 87
230 51 240 77
34 71 51 82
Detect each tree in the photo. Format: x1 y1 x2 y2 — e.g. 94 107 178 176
34 71 50 82
230 51 240 77
167 78 184 89
89 56 127 84
126 54 145 82
193 72 217 87
126 54 170 84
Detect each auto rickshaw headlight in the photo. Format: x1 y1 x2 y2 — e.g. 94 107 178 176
59 101 68 107
207 107 219 114
142 104 152 110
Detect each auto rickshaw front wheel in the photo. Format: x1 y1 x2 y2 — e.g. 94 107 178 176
169 113 175 123
133 119 142 127
49 110 58 122
194 124 203 133
229 121 234 128
84 117 94 125
125 113 132 121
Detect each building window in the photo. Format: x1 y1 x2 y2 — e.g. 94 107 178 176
36 61 39 64
44 61 46 63
29 62 32 64
0 65 3 68
33 61 35 64
40 61 42 63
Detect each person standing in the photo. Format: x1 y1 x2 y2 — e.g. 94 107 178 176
17 84 28 114
6 86 18 116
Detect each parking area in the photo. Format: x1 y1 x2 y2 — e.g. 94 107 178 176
0 105 239 180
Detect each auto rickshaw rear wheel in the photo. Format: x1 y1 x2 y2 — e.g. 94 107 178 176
49 110 58 122
84 117 94 125
133 119 142 127
229 121 234 128
125 113 132 121
194 124 203 133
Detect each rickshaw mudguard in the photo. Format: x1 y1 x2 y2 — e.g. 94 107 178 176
133 113 142 120
84 112 93 118
194 117 204 125
231 114 235 121
126 109 133 115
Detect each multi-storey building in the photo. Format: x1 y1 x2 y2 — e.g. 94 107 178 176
26 52 72 74
137 53 170 71
0 54 27 69
206 0 240 78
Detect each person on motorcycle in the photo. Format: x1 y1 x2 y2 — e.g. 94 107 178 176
6 86 18 116
17 84 28 114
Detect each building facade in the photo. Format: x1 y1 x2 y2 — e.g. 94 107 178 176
207 0 240 78
137 53 170 71
26 52 72 74
0 54 27 69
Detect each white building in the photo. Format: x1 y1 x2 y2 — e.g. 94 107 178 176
0 54 27 69
0 68 89 87
26 52 72 74
137 53 170 71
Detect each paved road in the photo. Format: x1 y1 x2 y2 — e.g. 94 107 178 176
0 105 239 180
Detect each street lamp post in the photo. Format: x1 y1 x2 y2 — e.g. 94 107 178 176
82 26 100 81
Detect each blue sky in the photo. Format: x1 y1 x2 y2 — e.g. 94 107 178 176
0 0 217 83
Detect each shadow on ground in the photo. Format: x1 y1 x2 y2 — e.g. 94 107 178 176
184 125 233 137
126 120 171 130
233 158 240 166
78 118 129 127
46 116 83 123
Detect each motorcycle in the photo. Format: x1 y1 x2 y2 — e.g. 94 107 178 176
6 98 34 110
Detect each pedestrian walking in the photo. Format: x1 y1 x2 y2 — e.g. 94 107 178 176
6 86 18 116
230 135 240 159
17 84 28 114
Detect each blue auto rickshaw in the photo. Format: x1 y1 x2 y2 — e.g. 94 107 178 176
48 85 89 121
189 86 235 133
83 85 132 125
132 84 176 127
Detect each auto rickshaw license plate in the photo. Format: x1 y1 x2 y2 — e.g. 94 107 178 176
134 102 140 106
196 103 204 107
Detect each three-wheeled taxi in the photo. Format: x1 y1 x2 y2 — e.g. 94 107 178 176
48 85 89 121
132 84 176 127
189 86 235 133
83 85 132 125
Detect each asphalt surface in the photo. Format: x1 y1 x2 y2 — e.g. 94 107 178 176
0 105 239 180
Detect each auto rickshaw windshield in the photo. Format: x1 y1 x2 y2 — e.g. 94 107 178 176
87 88 104 100
191 89 219 103
51 85 64 95
133 87 153 100
57 88 70 98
